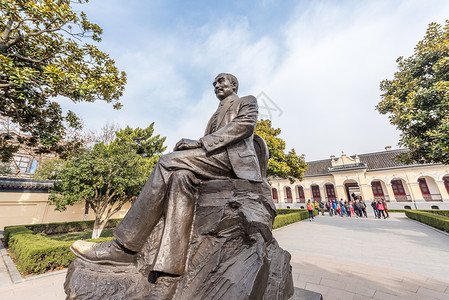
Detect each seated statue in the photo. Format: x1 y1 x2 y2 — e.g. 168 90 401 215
71 73 272 277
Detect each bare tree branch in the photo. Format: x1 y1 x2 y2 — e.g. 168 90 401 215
0 18 14 41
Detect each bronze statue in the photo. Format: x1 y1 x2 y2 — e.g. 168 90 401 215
71 73 262 276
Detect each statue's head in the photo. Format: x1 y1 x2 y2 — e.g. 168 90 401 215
213 73 239 100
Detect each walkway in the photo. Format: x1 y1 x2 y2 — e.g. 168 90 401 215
274 213 449 300
1 213 448 299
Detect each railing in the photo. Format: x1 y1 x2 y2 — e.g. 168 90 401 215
296 197 305 203
394 195 412 202
423 194 442 201
374 195 390 202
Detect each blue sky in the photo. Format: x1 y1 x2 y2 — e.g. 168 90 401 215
60 0 449 161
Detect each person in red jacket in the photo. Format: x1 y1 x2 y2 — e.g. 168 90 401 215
307 200 314 221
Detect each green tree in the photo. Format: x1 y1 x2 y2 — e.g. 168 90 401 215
255 119 307 183
377 20 449 164
40 125 166 239
0 0 127 162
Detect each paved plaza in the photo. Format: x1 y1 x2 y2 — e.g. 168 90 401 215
275 213 449 300
1 212 449 299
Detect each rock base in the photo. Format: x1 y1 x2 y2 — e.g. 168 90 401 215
65 179 295 300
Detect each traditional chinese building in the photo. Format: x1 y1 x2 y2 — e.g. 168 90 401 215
271 147 449 210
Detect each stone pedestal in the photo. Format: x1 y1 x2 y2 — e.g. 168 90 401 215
65 179 295 299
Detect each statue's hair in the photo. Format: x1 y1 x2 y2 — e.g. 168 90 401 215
215 73 239 93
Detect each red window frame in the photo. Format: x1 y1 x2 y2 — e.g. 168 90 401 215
271 188 278 203
285 187 292 203
325 184 336 200
296 186 305 202
418 178 430 195
311 185 321 201
391 180 406 196
371 181 384 197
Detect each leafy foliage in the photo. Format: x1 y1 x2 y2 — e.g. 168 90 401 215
42 124 166 238
0 0 127 161
4 225 112 275
377 21 449 164
255 119 307 182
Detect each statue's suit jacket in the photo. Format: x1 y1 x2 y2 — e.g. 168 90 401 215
200 94 262 183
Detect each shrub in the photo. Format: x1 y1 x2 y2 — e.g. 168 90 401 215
405 211 449 233
276 209 305 215
273 209 316 229
4 224 114 275
23 219 122 236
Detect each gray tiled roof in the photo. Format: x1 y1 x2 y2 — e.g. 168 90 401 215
304 149 424 177
0 177 54 191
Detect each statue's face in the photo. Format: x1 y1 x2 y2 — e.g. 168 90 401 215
213 75 235 100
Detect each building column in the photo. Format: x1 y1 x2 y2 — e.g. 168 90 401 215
408 182 423 202
436 181 449 201
335 185 346 201
385 184 396 202
304 187 312 202
320 186 326 202
360 184 374 201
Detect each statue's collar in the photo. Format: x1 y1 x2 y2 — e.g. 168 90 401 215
219 94 238 106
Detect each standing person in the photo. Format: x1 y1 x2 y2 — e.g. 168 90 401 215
307 200 314 221
344 200 351 217
339 199 347 217
360 198 368 217
313 200 320 215
319 201 325 216
332 199 338 216
326 200 333 216
349 201 355 216
382 198 390 218
371 200 379 218
354 199 362 217
377 200 386 219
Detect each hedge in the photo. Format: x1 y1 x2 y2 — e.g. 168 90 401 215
405 211 449 234
4 208 321 275
273 210 317 229
276 209 305 215
4 224 114 275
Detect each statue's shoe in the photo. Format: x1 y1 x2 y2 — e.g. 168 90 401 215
70 240 137 265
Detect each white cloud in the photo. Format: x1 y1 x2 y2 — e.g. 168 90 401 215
61 0 449 161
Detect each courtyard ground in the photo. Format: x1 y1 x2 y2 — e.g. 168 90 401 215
1 212 448 299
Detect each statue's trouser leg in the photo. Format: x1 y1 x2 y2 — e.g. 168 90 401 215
114 160 169 251
152 170 200 275
114 147 232 273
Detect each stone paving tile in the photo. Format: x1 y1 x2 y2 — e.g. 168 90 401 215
417 278 449 293
320 277 341 289
327 286 356 300
373 290 405 300
417 287 449 300
344 281 376 298
305 282 330 296
297 273 321 285
353 294 374 300
292 279 306 289
0 272 66 300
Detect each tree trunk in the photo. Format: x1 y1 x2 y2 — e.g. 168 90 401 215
83 201 89 221
91 217 107 239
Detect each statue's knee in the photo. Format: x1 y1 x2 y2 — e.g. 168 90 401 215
172 170 195 183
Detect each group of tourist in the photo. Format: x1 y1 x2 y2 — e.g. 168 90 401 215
306 197 390 220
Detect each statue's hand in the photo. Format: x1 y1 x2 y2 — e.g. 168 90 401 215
174 138 202 151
